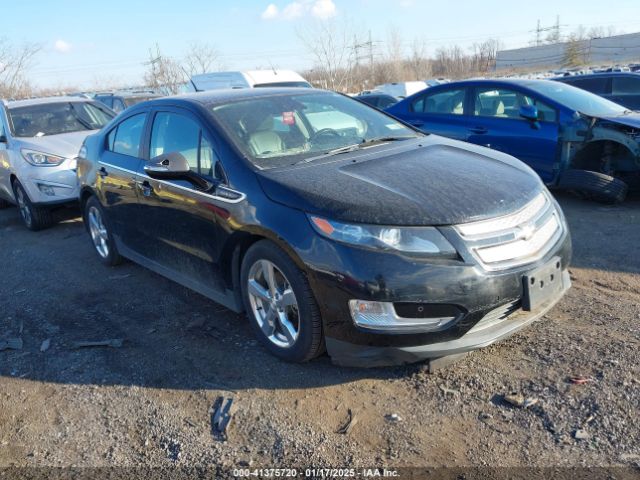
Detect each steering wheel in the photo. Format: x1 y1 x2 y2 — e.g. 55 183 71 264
309 128 341 144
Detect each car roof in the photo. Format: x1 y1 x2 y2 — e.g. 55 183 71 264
6 96 93 108
434 78 557 88
96 91 161 98
556 72 640 79
144 87 330 108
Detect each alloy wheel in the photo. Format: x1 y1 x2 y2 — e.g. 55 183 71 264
88 206 110 259
247 259 300 348
15 186 32 227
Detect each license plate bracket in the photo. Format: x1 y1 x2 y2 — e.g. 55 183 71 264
522 257 564 311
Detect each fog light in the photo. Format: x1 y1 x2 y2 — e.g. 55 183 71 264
348 300 457 333
37 184 55 196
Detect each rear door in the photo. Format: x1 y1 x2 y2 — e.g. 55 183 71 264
610 75 640 110
135 107 230 298
399 86 470 141
97 111 148 246
466 86 560 183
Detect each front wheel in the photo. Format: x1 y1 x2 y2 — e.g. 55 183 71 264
241 240 324 362
12 180 53 231
84 196 122 266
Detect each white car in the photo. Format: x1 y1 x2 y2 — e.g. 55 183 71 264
0 97 115 230
190 70 311 91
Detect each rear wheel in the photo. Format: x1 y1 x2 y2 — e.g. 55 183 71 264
12 180 54 231
84 195 122 266
558 169 628 204
241 240 324 362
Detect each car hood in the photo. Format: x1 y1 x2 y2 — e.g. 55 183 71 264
17 130 97 159
595 113 640 129
256 136 544 226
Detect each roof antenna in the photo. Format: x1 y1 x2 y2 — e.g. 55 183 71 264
181 66 200 92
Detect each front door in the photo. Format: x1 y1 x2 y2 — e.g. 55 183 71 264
466 87 560 183
97 112 148 245
135 108 229 297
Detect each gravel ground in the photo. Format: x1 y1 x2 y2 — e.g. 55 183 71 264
0 193 639 478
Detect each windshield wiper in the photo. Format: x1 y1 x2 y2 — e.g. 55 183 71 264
293 143 362 165
361 136 416 145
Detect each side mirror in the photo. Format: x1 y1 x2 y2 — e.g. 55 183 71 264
144 152 214 191
145 151 191 177
519 105 539 121
519 105 540 129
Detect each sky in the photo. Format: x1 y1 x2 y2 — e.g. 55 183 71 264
4 0 640 89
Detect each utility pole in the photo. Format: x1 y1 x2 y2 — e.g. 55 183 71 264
531 16 566 45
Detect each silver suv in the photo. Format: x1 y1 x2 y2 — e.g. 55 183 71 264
0 97 114 230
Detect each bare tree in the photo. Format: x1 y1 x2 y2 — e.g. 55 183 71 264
297 19 357 92
0 38 41 98
407 38 431 80
143 44 186 94
183 42 222 76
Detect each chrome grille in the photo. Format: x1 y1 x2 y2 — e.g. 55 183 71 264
455 192 563 271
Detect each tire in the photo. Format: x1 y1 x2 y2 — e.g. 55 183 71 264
12 180 54 231
241 240 324 363
558 169 628 204
84 195 122 266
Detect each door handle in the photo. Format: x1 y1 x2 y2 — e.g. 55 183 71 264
410 120 424 127
98 167 108 178
468 126 488 134
135 179 154 197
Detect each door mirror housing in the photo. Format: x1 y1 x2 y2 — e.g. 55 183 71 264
144 152 215 191
519 105 539 121
519 105 541 129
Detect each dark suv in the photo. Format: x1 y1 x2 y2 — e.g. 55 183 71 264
94 91 162 113
77 89 571 367
555 73 640 110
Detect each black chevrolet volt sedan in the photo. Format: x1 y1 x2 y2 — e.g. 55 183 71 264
77 88 572 367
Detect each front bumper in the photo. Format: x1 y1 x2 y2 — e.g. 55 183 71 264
301 225 572 367
19 160 79 205
327 270 570 367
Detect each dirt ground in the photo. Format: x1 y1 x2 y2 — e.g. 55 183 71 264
0 193 639 478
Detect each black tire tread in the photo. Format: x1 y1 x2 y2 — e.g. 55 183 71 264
12 180 54 231
559 169 628 204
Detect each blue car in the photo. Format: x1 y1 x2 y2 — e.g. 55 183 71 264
386 79 640 202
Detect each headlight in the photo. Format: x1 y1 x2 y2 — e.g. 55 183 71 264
309 215 457 256
21 149 65 166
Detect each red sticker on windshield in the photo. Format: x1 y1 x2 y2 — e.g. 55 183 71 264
282 111 295 125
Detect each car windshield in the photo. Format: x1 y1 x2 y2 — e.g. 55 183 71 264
210 91 420 168
8 102 114 137
526 81 628 117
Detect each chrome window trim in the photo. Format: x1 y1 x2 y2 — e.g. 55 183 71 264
97 161 246 204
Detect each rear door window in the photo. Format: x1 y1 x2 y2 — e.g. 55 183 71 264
412 89 466 115
107 113 147 157
568 77 609 94
612 76 640 95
